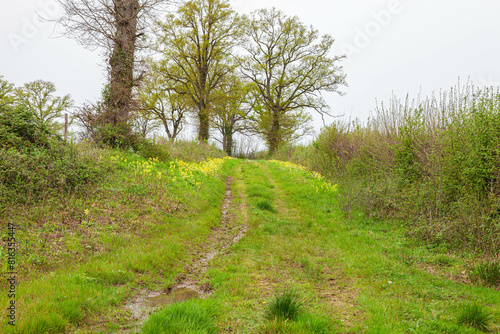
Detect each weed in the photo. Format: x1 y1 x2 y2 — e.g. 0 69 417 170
433 254 454 267
264 289 304 322
468 261 500 287
457 303 492 332
256 200 276 212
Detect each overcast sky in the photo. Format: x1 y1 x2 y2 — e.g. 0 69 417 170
1 0 499 140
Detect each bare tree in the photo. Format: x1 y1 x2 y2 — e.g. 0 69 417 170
241 8 346 153
72 100 107 140
56 0 172 129
138 63 190 140
130 108 161 138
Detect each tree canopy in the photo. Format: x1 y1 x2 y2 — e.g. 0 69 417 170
15 80 73 132
241 8 346 152
155 0 241 141
47 0 348 153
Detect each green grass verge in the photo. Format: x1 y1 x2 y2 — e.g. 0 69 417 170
5 156 500 333
141 298 218 334
202 159 500 333
0 151 231 333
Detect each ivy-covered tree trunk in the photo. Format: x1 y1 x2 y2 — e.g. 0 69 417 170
107 0 139 125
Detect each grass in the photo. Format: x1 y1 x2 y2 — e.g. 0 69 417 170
263 289 304 322
0 145 231 333
203 159 500 333
256 199 276 212
260 314 331 334
468 261 500 288
141 298 218 334
457 303 492 332
4 148 500 333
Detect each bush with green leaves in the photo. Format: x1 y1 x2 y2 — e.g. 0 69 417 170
134 138 170 162
0 103 55 150
158 139 226 162
0 143 105 204
272 83 500 254
0 102 107 204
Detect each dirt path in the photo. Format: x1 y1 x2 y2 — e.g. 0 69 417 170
171 176 247 296
117 176 247 333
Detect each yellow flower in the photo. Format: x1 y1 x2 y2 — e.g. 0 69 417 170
84 209 90 215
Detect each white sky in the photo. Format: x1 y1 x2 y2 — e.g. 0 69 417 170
1 0 499 140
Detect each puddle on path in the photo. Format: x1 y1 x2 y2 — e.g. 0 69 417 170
142 288 199 308
121 287 200 333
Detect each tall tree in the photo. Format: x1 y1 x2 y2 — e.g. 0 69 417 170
15 80 73 132
241 8 346 152
56 0 170 131
155 0 240 142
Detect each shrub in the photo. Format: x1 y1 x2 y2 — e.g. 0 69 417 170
157 139 226 162
0 103 55 150
0 103 108 204
272 83 500 254
0 143 106 204
134 138 170 162
93 122 138 149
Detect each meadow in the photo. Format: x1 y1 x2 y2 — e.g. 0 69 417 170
1 143 499 333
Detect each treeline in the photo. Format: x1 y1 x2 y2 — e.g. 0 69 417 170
53 0 345 155
274 82 500 256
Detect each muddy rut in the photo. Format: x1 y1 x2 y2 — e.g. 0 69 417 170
118 176 247 333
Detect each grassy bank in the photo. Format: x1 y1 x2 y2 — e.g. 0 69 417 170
0 139 230 333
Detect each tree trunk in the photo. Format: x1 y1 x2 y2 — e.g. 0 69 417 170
107 0 139 125
161 118 172 140
198 100 209 141
223 124 233 157
268 108 280 153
